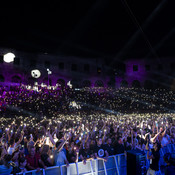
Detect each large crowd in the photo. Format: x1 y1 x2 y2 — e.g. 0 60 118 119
0 85 175 174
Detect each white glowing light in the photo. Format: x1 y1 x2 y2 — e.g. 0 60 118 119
31 69 41 78
47 68 52 74
54 138 58 143
46 137 50 145
67 81 72 88
26 85 31 90
33 86 39 92
3 52 15 63
69 101 81 109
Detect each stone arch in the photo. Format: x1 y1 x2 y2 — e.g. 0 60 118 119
94 80 104 87
70 79 81 88
57 79 65 87
11 75 21 83
120 80 128 88
132 80 141 88
107 78 115 88
82 80 91 87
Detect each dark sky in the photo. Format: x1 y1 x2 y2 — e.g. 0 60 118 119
0 0 174 64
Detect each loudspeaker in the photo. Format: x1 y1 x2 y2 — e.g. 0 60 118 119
127 150 146 175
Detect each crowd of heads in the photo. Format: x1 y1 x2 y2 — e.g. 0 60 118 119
0 85 175 174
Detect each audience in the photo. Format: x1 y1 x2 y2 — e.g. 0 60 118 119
0 85 175 174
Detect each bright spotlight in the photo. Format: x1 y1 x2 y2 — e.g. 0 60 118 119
47 68 52 75
67 81 72 88
31 69 41 78
3 52 15 63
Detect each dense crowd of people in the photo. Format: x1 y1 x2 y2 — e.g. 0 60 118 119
1 85 175 115
0 85 175 174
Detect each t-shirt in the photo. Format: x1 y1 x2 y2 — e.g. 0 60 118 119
67 150 78 163
94 144 107 158
41 153 51 167
124 142 132 151
113 143 125 155
149 149 160 171
79 148 93 159
161 137 169 147
26 153 41 169
54 150 67 166
7 143 17 155
7 147 15 155
105 144 114 156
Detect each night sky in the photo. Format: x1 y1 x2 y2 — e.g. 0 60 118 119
0 0 174 63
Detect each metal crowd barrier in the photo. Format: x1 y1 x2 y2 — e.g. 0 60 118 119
16 154 126 175
14 143 175 175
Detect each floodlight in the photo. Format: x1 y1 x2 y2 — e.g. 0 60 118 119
3 52 15 63
31 69 41 78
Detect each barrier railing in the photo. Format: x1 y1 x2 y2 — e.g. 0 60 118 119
16 154 126 175
14 143 175 175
